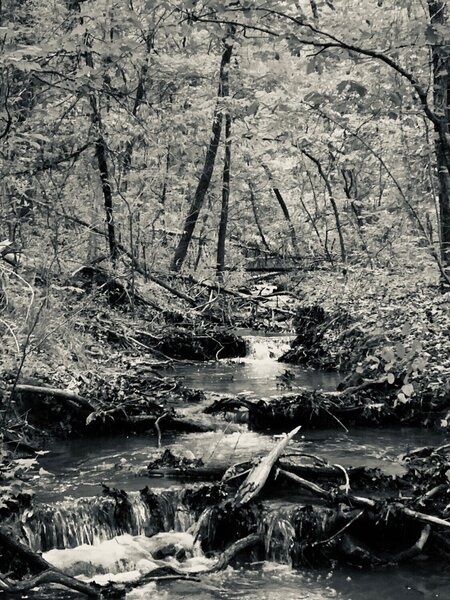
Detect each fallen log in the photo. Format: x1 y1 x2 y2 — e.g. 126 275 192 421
14 382 209 435
148 465 232 480
146 456 378 489
14 384 95 412
233 426 301 507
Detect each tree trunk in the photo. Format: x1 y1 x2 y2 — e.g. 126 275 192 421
171 34 234 272
272 187 301 256
262 165 300 256
89 100 118 263
84 39 118 263
249 182 271 251
428 1 450 279
216 56 232 282
301 149 347 264
342 168 373 267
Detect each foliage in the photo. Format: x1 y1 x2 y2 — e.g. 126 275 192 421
0 0 448 280
0 447 35 516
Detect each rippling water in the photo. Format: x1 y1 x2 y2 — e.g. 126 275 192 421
36 426 446 501
29 561 450 599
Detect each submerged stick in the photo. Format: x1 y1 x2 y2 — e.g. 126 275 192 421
204 533 263 572
155 412 168 448
0 569 100 598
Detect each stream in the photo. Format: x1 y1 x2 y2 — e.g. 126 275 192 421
27 335 450 599
165 334 340 397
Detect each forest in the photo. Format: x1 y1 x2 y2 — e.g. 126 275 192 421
1 0 450 598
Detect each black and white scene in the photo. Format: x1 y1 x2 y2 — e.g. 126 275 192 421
1 1 450 598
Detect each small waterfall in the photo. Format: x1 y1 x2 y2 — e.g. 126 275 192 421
260 503 346 566
22 489 198 553
244 336 293 362
262 504 297 564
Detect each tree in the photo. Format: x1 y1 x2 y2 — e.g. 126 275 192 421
189 1 450 282
171 30 235 272
216 57 232 281
428 1 450 270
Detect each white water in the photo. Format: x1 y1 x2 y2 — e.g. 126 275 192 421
43 532 211 579
242 335 294 362
23 490 198 552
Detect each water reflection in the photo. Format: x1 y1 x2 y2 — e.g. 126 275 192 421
165 335 341 397
37 427 446 501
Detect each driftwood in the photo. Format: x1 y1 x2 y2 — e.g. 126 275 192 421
233 426 301 506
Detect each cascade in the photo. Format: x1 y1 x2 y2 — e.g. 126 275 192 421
243 336 293 362
262 504 298 564
22 489 197 553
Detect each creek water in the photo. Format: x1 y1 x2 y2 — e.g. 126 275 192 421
165 334 341 397
27 335 450 599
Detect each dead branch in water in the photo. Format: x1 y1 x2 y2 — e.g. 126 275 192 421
277 469 450 530
0 528 100 598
